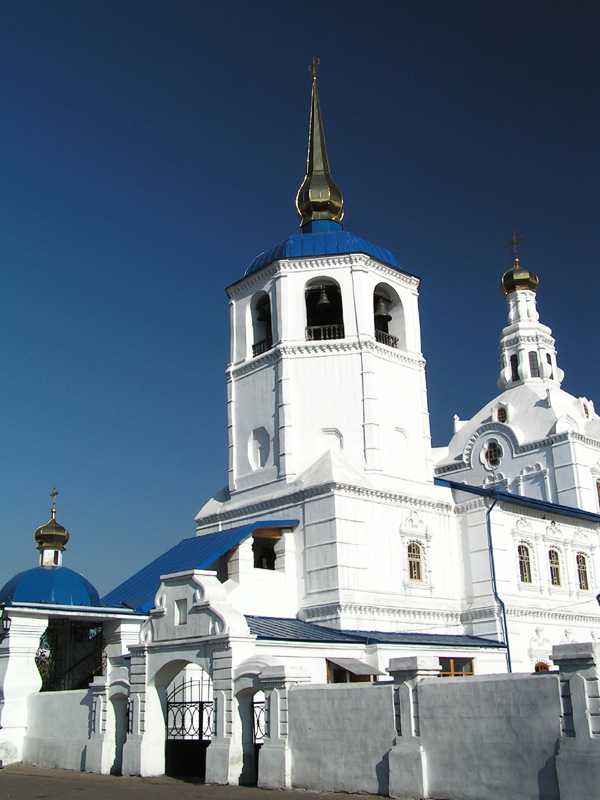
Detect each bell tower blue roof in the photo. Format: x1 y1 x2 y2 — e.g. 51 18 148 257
245 224 401 277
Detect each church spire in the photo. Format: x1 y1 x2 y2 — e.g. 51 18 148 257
295 58 344 230
497 232 563 390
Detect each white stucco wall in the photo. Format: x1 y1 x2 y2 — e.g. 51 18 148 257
286 673 563 800
288 682 396 795
23 689 92 770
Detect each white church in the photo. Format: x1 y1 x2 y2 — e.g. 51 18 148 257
0 72 599 798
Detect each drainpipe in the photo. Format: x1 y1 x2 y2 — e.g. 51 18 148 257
485 491 512 673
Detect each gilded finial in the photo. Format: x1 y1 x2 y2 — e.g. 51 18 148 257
501 230 539 295
295 60 344 229
35 488 69 552
50 487 58 519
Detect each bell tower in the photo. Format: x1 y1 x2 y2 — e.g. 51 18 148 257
223 67 433 502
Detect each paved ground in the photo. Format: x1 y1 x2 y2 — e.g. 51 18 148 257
0 764 382 800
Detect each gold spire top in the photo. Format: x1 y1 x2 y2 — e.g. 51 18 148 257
501 229 539 295
35 487 69 552
295 59 344 228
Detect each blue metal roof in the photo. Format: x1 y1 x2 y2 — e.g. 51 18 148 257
245 616 504 648
101 520 298 612
0 566 101 607
444 481 600 524
245 229 401 276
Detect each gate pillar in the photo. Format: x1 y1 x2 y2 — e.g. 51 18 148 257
257 665 309 789
0 612 48 765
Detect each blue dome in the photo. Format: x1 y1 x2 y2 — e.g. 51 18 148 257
0 566 101 607
245 228 401 276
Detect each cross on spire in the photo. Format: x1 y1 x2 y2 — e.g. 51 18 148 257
505 230 525 259
50 487 58 518
308 56 320 80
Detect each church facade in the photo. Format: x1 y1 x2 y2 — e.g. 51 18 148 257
0 72 599 792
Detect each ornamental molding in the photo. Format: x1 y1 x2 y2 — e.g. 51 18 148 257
302 603 461 627
227 263 279 297
197 481 453 527
229 340 425 377
227 252 420 298
505 607 600 625
500 333 556 349
435 430 578 476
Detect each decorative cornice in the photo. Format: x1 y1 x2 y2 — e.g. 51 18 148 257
302 602 461 627
227 252 420 299
197 480 453 528
228 338 425 379
435 430 578 476
500 333 556 349
506 606 600 625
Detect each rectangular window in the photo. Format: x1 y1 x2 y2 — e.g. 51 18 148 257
549 550 561 587
518 544 532 583
577 554 589 591
439 657 474 677
510 354 520 382
529 351 540 378
175 598 188 626
408 542 422 581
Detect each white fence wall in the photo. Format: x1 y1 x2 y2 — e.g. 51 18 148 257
23 690 92 771
287 673 564 800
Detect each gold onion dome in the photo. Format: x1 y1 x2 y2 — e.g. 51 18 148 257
34 488 69 551
296 61 344 228
501 257 539 296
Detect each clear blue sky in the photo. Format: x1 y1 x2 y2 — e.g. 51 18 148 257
1 1 598 595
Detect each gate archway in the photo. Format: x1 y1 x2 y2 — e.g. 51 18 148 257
164 664 213 780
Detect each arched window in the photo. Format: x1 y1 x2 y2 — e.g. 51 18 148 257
251 292 273 357
577 553 589 591
497 407 507 423
510 354 520 382
485 440 502 467
549 549 561 586
373 283 405 350
407 541 422 582
518 544 532 583
305 279 344 341
534 662 550 673
529 351 540 378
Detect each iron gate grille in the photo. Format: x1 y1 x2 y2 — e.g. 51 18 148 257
253 697 266 744
166 679 213 742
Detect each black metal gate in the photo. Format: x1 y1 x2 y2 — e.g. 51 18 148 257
165 678 213 780
35 619 104 691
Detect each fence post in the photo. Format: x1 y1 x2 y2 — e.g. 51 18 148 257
551 642 600 800
257 665 309 789
386 656 439 799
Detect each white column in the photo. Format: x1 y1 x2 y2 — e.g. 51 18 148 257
0 613 48 765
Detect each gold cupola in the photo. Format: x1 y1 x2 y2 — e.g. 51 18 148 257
501 231 539 295
34 487 69 553
295 59 344 229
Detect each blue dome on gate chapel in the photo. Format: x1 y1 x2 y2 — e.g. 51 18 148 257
0 566 100 607
0 489 101 608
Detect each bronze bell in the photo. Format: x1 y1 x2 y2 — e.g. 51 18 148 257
374 296 391 322
256 302 270 322
316 286 331 309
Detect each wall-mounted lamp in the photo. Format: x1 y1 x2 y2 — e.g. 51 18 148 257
0 614 11 640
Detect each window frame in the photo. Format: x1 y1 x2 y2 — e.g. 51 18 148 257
576 552 589 591
548 548 561 587
407 541 423 582
518 543 532 584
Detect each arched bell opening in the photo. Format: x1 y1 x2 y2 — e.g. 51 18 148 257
251 291 273 357
305 278 344 341
373 283 405 349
